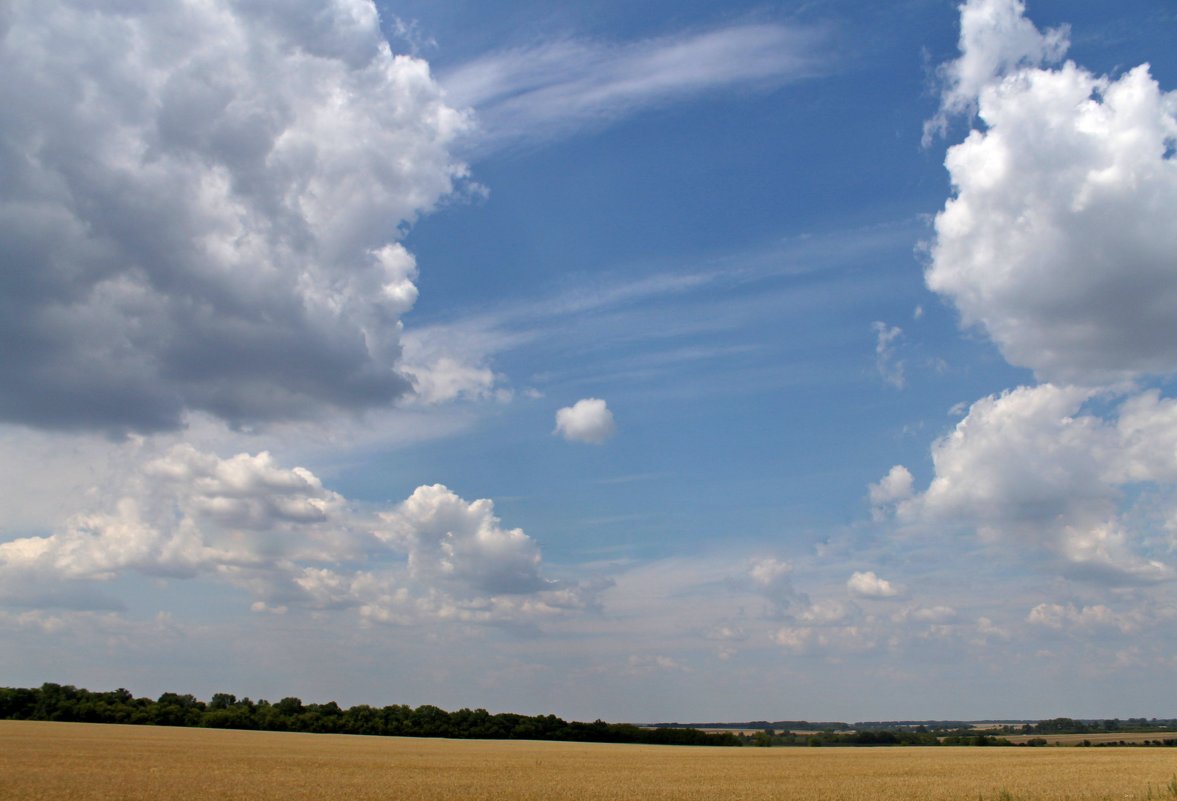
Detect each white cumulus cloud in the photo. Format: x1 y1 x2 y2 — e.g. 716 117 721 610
0 446 594 623
888 384 1177 584
847 570 900 599
868 465 914 520
377 484 553 597
890 0 1177 591
554 398 617 444
925 0 1177 385
0 0 471 433
925 0 1069 141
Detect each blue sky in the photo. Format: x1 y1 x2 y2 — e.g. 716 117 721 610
2 0 1177 723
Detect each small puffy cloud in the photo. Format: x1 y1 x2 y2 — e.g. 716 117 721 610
746 557 803 611
974 616 1010 643
377 484 553 596
0 0 471 434
799 599 857 625
847 570 900 599
748 556 793 587
925 0 1177 384
554 398 617 444
773 626 814 652
868 465 914 519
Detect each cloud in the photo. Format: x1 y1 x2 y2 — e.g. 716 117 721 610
895 605 957 624
799 598 858 625
145 445 346 533
746 557 804 612
868 465 914 520
0 0 471 434
773 609 880 656
886 384 1176 584
891 0 1177 591
554 398 617 444
847 570 900 599
0 444 355 587
398 323 519 405
440 23 823 151
872 322 905 389
925 0 1177 384
624 654 689 676
924 0 1069 143
0 445 591 623
376 484 553 596
1026 602 1138 634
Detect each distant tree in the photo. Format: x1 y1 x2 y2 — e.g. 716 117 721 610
209 693 237 710
275 697 304 717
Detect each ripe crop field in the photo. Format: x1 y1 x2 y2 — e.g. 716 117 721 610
4 720 1177 801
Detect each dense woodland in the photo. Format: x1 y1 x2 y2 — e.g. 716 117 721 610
0 683 740 746
5 684 1177 748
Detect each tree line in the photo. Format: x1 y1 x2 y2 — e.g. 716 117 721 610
1018 717 1177 734
738 728 1014 747
0 683 740 746
9 684 1173 748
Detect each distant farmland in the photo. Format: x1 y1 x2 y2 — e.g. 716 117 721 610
1002 731 1177 746
6 720 1177 801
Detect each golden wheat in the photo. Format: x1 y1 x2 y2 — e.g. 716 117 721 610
4 720 1177 801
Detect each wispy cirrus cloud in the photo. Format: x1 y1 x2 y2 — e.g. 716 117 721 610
440 22 826 152
403 218 924 402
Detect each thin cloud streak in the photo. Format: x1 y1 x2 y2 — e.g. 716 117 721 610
399 218 924 404
440 23 827 152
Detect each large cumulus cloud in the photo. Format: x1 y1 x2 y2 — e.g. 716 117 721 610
0 0 471 433
926 0 1177 384
890 0 1177 587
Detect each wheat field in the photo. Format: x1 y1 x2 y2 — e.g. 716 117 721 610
4 720 1177 801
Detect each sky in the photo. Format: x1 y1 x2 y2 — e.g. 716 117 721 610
1 0 1176 723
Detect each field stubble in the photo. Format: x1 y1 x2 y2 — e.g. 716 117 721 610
4 720 1177 801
